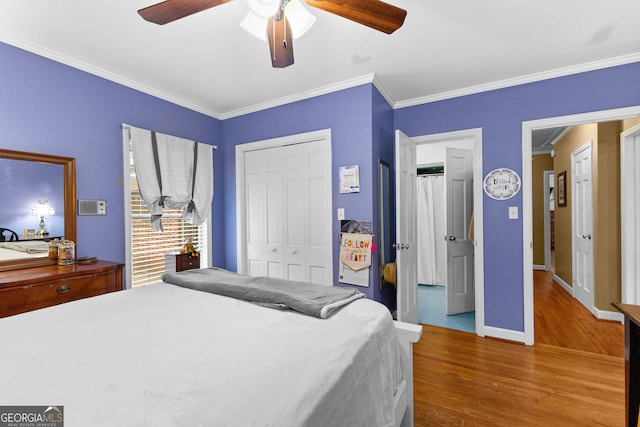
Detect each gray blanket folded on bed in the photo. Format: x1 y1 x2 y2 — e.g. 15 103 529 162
161 268 364 319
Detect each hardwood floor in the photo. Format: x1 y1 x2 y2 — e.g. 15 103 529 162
533 268 623 357
412 268 625 426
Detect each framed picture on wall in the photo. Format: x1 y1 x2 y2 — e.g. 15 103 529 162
557 171 567 207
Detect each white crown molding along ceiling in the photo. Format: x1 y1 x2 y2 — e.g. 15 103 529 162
0 0 639 120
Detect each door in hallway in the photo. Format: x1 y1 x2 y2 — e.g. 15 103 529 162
572 141 594 312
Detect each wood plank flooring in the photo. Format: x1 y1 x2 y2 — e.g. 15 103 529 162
412 268 625 426
533 269 623 357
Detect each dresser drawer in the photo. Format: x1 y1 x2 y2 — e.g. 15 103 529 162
0 261 123 317
178 254 200 271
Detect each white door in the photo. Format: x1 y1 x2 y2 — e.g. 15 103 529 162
395 130 418 324
245 147 284 278
572 141 594 312
621 125 640 304
444 148 475 315
283 141 333 284
244 140 332 284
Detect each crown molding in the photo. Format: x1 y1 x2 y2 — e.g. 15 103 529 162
220 73 376 119
3 30 638 120
394 52 640 110
0 32 223 119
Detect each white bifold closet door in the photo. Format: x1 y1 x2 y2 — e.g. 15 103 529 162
244 140 332 285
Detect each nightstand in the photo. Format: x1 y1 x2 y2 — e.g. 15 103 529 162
165 252 200 273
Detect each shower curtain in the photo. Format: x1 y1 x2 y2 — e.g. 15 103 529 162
417 176 447 286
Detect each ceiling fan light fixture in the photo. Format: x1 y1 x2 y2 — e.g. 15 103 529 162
240 10 268 40
247 0 281 18
285 0 316 39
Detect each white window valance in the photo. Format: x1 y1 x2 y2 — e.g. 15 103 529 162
129 126 214 232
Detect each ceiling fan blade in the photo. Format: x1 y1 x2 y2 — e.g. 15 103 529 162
138 0 231 25
304 0 406 34
267 15 294 68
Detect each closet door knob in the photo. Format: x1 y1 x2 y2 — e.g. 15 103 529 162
270 248 277 253
291 250 298 255
446 235 456 241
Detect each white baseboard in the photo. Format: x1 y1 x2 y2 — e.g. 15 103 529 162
594 307 624 324
533 264 546 271
553 274 573 295
483 325 526 344
551 276 623 324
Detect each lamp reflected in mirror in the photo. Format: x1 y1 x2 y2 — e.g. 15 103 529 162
30 200 55 238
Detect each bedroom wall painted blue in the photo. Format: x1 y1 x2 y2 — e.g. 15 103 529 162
371 87 397 306
2 39 639 333
0 42 223 281
394 61 640 332
220 84 393 302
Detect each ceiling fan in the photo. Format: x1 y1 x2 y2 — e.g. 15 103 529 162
138 0 407 68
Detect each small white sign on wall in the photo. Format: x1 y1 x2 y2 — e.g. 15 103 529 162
339 165 360 193
483 168 521 200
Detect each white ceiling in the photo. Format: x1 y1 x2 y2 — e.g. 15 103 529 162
1 0 639 119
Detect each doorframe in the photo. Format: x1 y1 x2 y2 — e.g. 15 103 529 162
522 106 640 345
235 128 332 276
543 170 554 271
413 128 485 337
621 123 640 304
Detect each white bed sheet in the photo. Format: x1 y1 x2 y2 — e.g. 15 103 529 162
0 282 399 427
0 245 47 261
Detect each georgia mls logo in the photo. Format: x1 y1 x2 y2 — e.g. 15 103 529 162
0 405 63 427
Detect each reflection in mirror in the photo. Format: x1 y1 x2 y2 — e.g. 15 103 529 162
0 149 76 271
378 160 391 288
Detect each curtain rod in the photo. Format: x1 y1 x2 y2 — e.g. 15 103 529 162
122 123 218 150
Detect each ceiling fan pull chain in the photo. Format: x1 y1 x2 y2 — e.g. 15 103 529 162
272 19 276 60
283 7 288 48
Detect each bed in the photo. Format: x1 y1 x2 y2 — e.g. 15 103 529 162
0 268 422 427
0 240 49 261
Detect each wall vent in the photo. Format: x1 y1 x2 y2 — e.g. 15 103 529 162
77 199 107 216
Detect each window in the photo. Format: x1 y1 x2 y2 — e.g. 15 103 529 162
127 143 208 287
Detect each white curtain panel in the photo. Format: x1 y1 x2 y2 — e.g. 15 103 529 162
130 126 213 232
417 176 446 286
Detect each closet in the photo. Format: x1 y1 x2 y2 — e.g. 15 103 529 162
242 138 332 285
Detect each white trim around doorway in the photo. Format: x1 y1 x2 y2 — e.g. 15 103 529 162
522 106 640 345
413 128 485 338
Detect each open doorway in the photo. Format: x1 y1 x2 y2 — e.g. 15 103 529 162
522 106 640 346
410 129 484 335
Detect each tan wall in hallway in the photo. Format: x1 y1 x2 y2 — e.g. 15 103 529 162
532 154 554 266
554 122 623 311
623 118 640 130
594 121 622 309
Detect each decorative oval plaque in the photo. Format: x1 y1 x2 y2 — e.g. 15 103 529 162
483 168 521 200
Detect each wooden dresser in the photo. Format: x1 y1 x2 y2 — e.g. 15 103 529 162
0 260 123 318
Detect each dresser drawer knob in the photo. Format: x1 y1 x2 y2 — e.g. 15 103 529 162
57 284 72 294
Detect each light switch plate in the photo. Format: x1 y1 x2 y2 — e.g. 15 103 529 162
337 208 345 220
509 206 518 220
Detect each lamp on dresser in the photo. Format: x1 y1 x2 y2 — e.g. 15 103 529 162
30 200 55 237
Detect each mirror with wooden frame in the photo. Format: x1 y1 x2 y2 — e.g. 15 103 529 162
0 149 76 271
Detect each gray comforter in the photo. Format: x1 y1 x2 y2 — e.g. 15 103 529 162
161 268 364 318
